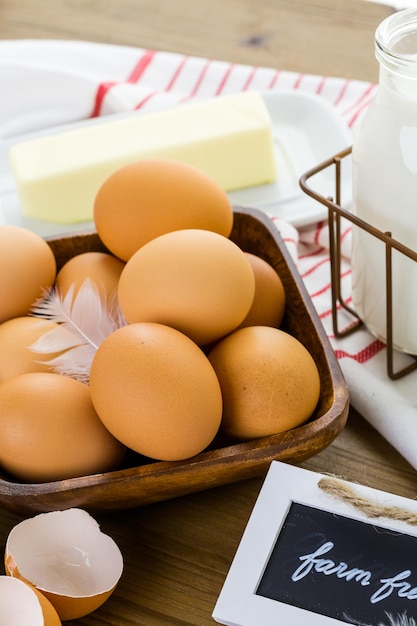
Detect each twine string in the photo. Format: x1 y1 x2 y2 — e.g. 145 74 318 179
318 477 417 526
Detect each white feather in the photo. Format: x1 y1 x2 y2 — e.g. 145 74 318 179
29 278 126 383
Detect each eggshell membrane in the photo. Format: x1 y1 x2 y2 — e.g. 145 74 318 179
118 229 255 346
5 508 123 621
0 576 62 625
89 322 223 461
56 251 125 302
0 372 125 482
0 225 56 323
238 253 286 328
208 326 321 439
0 316 65 383
93 159 234 261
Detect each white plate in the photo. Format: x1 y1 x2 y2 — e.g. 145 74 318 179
0 90 352 237
229 90 352 226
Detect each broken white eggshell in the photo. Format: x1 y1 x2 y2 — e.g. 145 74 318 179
0 575 61 625
4 508 124 621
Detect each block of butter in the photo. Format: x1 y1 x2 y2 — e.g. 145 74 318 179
9 92 277 224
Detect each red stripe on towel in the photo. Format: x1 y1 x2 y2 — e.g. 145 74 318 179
183 59 211 100
165 56 187 91
134 91 158 110
242 66 257 91
310 281 332 299
215 63 235 95
314 220 327 245
90 81 116 118
333 79 351 107
293 73 304 89
319 295 354 321
268 71 280 89
315 76 327 95
91 49 156 117
134 56 188 109
128 49 157 82
299 246 326 261
301 255 330 278
334 339 386 362
342 82 376 127
348 95 375 128
281 236 298 248
342 82 375 115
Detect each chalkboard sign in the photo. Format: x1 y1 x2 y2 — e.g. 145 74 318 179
212 461 417 626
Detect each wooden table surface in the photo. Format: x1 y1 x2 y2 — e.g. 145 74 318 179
2 1 417 625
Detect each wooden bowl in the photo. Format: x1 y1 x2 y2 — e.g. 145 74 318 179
0 207 349 516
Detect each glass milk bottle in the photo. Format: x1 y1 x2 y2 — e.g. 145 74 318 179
352 8 417 355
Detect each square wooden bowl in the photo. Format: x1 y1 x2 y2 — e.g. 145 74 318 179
0 207 349 516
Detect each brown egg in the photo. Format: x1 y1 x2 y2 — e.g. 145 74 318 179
56 251 125 302
93 159 234 261
0 225 56 323
89 322 223 461
0 316 63 383
238 253 286 328
118 229 255 346
208 326 321 440
0 372 125 482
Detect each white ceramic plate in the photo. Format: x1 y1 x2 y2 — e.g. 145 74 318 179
229 90 352 226
0 90 352 237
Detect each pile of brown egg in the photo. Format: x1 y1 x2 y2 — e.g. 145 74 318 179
0 159 320 484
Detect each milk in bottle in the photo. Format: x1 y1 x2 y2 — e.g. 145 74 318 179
352 8 417 354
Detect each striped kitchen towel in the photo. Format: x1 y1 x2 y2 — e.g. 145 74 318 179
1 39 416 471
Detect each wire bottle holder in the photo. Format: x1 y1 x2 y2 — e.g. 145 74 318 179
299 146 417 381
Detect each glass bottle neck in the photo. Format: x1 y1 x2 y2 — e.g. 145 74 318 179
375 9 417 98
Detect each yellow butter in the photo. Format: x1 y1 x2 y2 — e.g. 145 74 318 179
9 92 277 224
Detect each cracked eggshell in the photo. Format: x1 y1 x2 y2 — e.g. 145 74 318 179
4 508 124 621
0 575 61 625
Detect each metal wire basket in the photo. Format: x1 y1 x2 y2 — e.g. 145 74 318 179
299 146 417 380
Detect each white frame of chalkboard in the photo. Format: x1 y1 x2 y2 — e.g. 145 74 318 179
212 460 417 626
